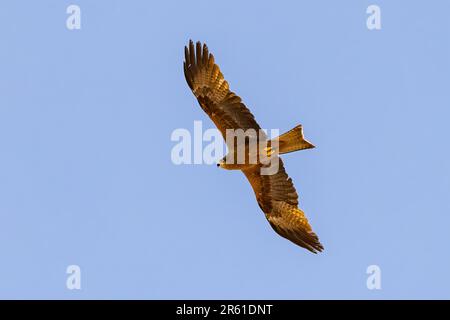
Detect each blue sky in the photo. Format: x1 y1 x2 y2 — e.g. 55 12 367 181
0 1 449 299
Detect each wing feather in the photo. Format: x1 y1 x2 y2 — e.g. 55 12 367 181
243 159 323 253
184 40 265 141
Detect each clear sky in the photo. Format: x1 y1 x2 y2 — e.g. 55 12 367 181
0 1 449 299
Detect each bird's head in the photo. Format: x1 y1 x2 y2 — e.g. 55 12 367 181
216 158 225 168
216 154 244 170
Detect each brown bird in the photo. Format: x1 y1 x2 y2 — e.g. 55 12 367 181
183 40 323 253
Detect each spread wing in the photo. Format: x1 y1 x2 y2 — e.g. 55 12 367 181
243 158 323 253
183 40 266 142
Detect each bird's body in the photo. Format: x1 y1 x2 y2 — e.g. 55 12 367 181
183 40 323 253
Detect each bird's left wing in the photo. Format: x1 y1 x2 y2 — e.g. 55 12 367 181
184 40 266 142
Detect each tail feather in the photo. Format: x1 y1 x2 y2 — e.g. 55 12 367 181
271 125 315 155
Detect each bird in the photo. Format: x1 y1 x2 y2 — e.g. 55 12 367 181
183 40 323 253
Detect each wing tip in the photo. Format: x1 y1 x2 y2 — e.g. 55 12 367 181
267 215 324 254
184 40 209 63
292 229 324 254
288 230 325 254
306 232 324 254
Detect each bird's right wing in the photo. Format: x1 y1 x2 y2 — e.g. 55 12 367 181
243 159 323 253
184 40 266 143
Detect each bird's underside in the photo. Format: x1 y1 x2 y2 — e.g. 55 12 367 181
183 40 323 253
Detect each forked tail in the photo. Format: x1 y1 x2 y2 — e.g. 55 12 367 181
270 125 315 155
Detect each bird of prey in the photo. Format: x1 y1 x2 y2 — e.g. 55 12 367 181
183 40 323 253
